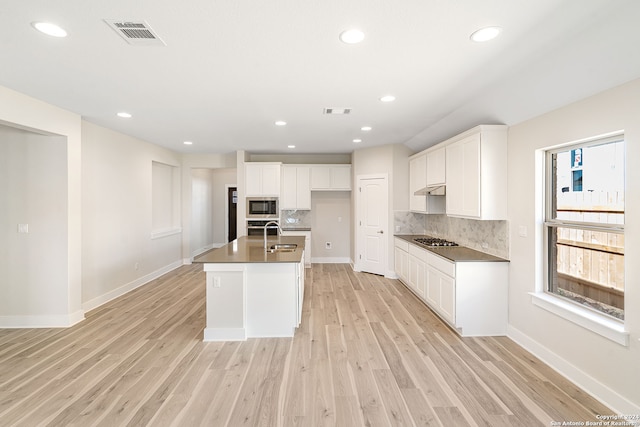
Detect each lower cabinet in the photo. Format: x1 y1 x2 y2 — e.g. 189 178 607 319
394 238 508 336
394 238 409 283
282 230 311 267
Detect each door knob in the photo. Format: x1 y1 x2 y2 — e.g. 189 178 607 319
377 230 384 234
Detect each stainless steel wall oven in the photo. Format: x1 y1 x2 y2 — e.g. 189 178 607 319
247 220 279 236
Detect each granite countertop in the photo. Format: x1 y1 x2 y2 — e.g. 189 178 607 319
193 236 306 264
394 234 509 262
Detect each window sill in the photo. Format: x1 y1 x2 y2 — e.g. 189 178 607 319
151 228 182 240
530 292 629 346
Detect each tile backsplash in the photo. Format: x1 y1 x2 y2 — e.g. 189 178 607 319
394 211 509 259
281 209 312 228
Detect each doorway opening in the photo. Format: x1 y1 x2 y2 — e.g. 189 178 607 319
227 186 237 242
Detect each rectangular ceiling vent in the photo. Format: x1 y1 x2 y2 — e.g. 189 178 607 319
323 108 352 115
104 20 166 46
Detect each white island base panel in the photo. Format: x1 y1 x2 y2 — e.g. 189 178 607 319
203 262 302 341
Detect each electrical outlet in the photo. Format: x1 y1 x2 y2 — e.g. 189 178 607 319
134 262 139 270
213 276 221 288
17 224 29 233
481 242 489 250
325 242 332 250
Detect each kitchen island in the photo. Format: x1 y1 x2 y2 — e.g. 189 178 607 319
193 235 305 341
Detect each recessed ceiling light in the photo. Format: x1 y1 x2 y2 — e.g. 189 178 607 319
470 26 502 42
353 139 362 143
183 141 193 145
275 120 287 126
288 145 296 149
339 29 364 44
361 126 372 131
379 95 396 102
117 112 132 118
31 22 67 38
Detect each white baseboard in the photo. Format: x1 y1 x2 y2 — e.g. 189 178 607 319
311 257 351 264
0 309 85 328
507 324 640 416
82 260 184 313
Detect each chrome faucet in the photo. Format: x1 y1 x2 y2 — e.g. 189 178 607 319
263 220 281 249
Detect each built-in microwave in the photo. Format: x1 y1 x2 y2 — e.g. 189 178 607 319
246 197 278 218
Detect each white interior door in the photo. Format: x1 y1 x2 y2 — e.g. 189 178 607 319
357 175 388 276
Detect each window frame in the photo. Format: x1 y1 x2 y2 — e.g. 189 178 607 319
532 133 629 346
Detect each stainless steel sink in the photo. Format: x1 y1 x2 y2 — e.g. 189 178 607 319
267 243 298 253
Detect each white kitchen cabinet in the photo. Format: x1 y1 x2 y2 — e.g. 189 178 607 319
394 238 409 283
425 252 456 325
282 230 311 267
409 154 445 214
245 163 281 196
396 238 508 336
445 125 507 220
426 147 446 186
409 155 427 212
310 165 351 191
408 245 427 298
281 166 311 210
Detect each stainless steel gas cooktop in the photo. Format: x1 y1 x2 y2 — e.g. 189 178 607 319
413 237 459 247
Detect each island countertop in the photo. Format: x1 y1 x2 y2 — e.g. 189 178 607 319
193 235 305 264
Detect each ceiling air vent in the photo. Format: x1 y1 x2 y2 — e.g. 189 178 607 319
323 108 352 115
104 20 166 46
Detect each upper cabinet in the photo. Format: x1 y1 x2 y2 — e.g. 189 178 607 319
445 125 507 220
409 153 445 214
281 165 311 210
409 155 427 212
426 147 446 186
310 165 351 191
245 163 281 196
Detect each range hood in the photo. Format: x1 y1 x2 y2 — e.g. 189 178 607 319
414 185 446 196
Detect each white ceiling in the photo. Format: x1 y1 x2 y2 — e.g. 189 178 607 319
2 1 640 154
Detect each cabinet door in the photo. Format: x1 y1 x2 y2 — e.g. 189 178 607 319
310 166 331 189
296 167 311 208
281 166 297 209
409 155 427 212
425 265 441 308
246 163 281 196
426 147 446 186
331 166 351 190
261 164 281 196
446 134 480 217
439 273 456 325
245 164 262 196
461 135 480 217
394 247 409 282
409 255 426 297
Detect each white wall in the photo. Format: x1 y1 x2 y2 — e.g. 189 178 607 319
352 144 413 275
190 167 237 257
0 85 82 327
181 153 237 261
0 126 68 321
191 168 215 256
507 78 640 412
311 192 351 262
81 121 183 310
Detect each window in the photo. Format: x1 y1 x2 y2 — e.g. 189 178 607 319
544 135 625 320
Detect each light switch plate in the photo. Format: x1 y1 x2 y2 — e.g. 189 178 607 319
18 224 29 233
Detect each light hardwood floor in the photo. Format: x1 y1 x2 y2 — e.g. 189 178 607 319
0 263 610 426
